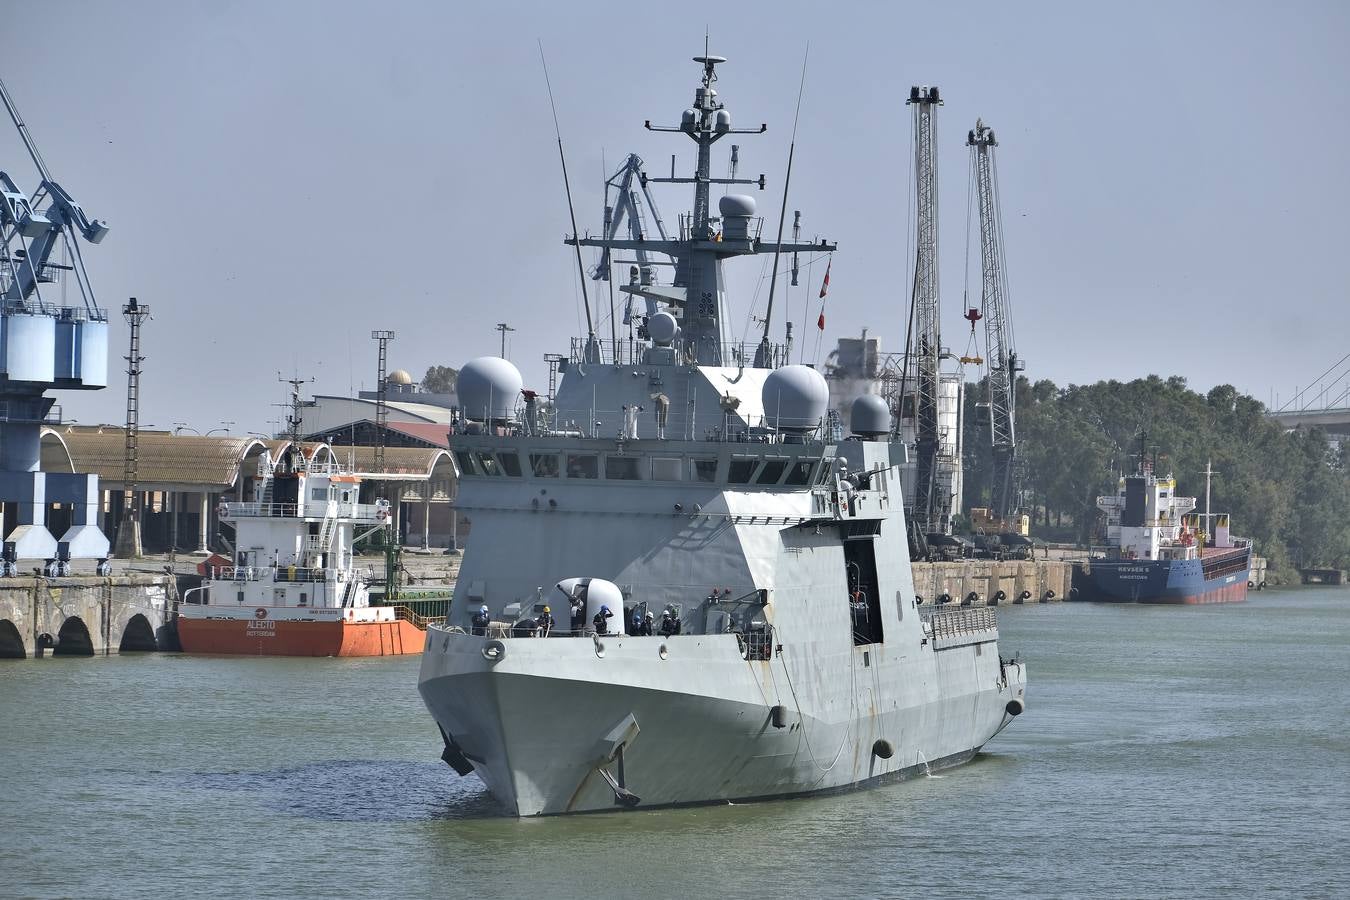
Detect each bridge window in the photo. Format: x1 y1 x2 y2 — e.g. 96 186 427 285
496 451 522 477
605 456 640 480
454 450 477 476
566 454 598 479
784 460 816 486
691 458 718 482
728 456 759 484
651 457 682 481
476 452 501 476
756 459 789 485
530 452 559 477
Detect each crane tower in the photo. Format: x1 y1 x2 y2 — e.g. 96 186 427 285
968 120 1024 521
905 85 947 536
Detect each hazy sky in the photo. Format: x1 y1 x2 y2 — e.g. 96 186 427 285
6 0 1348 434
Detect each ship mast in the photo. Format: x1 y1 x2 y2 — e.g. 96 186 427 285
567 55 832 368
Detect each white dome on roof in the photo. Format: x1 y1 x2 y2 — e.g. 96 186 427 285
459 357 522 422
762 365 828 432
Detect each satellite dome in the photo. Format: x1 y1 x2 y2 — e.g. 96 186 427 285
648 311 679 345
719 194 756 218
459 356 522 423
761 365 828 432
851 394 891 438
387 369 413 385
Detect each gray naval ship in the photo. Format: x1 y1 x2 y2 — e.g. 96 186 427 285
418 54 1027 816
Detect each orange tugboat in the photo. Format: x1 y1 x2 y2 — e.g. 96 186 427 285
178 444 431 656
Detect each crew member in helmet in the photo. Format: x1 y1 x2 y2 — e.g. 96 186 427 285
593 605 614 635
659 607 681 637
631 608 643 634
639 611 655 636
471 604 491 636
537 605 554 637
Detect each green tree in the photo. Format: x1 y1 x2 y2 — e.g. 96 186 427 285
422 365 458 394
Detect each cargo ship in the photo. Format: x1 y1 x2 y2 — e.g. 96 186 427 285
1079 455 1250 604
178 443 432 655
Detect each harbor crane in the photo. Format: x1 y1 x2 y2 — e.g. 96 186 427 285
902 85 947 541
967 119 1025 524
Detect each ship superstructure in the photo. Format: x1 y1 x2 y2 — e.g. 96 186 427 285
417 55 1026 815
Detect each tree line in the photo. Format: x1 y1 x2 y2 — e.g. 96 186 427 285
959 375 1348 579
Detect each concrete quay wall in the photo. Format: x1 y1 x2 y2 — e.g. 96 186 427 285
910 559 1073 606
0 574 175 659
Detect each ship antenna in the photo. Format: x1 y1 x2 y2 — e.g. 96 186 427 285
756 45 809 369
539 41 598 360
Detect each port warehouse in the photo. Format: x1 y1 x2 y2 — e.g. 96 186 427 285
32 427 459 554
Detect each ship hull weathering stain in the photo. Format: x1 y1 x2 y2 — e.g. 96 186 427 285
417 54 1026 815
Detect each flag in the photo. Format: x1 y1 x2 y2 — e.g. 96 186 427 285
817 310 825 330
818 259 831 299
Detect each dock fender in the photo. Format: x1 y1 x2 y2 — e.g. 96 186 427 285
481 639 506 662
1005 698 1025 717
992 590 1006 604
770 704 789 729
1041 589 1056 602
1018 590 1031 602
937 593 952 605
872 739 894 759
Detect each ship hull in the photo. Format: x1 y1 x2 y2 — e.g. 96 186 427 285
418 630 1026 816
1076 546 1251 604
177 616 424 656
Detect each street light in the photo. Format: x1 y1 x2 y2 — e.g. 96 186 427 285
206 421 235 437
173 423 200 436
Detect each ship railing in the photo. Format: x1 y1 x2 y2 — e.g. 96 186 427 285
568 337 788 368
920 606 998 640
393 606 447 630
224 501 384 520
208 565 375 583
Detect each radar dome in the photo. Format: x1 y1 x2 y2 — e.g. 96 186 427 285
648 311 679 345
761 365 829 432
720 195 756 241
851 394 891 438
719 194 756 218
386 369 413 385
458 356 522 423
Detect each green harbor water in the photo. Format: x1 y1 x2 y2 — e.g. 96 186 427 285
3 588 1349 898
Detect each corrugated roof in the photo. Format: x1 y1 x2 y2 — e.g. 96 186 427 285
56 428 267 488
346 446 453 480
384 421 451 448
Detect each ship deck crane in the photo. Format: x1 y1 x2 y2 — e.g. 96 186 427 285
967 119 1024 524
592 153 672 329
